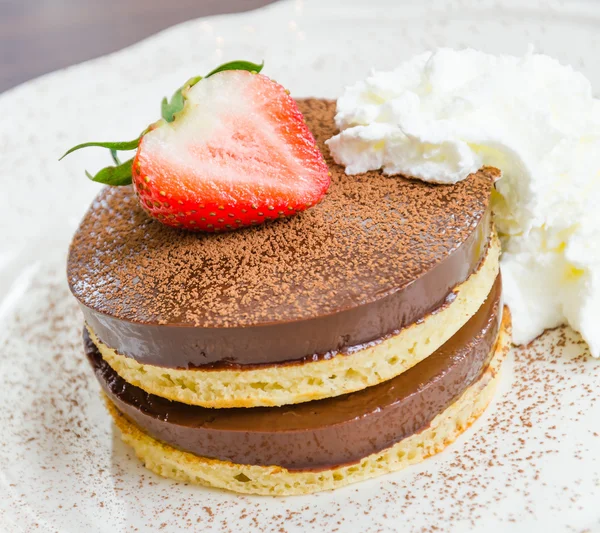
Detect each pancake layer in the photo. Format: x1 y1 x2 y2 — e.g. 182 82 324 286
89 276 504 473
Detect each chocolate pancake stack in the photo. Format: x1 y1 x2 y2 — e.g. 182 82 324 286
68 100 511 495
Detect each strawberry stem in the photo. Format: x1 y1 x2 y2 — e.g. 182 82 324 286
110 149 121 165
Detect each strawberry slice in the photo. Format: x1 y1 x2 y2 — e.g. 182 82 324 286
132 71 329 231
60 62 330 232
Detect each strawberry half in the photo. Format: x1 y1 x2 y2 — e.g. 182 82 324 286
61 61 330 232
133 71 329 231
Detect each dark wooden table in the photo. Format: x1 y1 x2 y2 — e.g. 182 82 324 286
0 0 277 93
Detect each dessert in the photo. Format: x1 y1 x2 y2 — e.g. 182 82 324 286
65 64 510 495
70 113 501 407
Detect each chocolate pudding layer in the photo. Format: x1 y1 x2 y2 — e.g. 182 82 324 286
68 99 495 369
88 276 502 471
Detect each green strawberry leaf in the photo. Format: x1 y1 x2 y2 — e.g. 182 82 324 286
161 76 203 122
205 60 264 78
161 89 185 123
85 157 134 186
59 138 140 161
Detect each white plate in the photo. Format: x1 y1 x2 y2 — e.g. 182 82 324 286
1 0 599 531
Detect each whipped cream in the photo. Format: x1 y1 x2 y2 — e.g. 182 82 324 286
326 48 600 357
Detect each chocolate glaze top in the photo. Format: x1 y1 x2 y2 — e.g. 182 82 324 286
68 99 494 328
90 276 503 470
